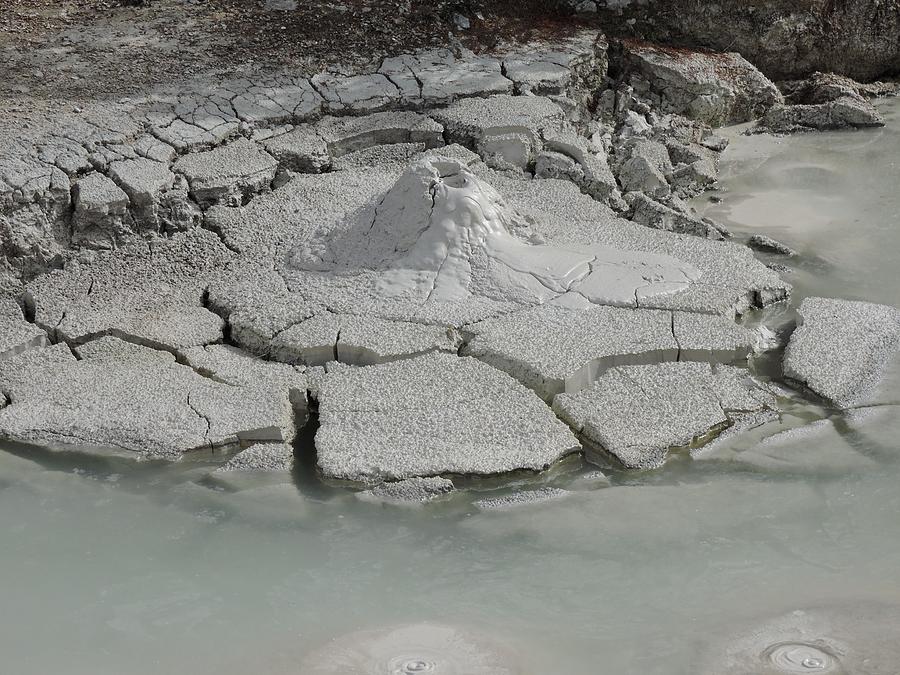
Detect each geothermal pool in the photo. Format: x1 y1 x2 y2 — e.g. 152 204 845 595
1 99 899 674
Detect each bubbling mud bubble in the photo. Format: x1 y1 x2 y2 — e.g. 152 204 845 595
299 623 521 675
698 603 900 675
765 643 839 673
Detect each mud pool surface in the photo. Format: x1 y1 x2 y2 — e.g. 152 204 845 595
2 100 900 674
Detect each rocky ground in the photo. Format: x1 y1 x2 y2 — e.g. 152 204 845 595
2 1 900 501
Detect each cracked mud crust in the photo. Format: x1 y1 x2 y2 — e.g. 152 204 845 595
2 12 898 490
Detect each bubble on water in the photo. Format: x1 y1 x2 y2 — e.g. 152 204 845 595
765 643 838 672
299 623 520 674
698 603 900 675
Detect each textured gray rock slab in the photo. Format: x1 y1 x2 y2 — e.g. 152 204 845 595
622 42 783 126
747 233 796 256
379 49 512 106
626 192 723 240
315 352 581 481
0 298 47 360
783 297 900 407
204 163 396 258
271 313 461 367
180 343 308 411
310 72 401 114
462 303 678 399
357 477 455 504
217 442 294 472
474 486 570 510
759 95 884 133
24 228 232 351
615 137 674 198
172 138 277 207
553 362 774 469
0 342 297 458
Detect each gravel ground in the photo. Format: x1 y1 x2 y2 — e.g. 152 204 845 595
0 0 593 98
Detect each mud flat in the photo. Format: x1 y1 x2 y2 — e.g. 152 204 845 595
2 28 899 492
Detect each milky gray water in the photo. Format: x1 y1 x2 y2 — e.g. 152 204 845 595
2 100 900 674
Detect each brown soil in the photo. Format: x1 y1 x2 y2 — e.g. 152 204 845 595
0 0 595 100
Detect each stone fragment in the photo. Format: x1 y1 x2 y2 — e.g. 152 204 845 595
108 157 184 232
760 96 884 132
379 50 511 106
622 42 783 126
689 408 781 460
626 192 723 239
315 353 581 481
173 138 277 207
783 297 900 407
71 172 131 248
553 362 774 469
331 143 425 171
666 139 719 196
271 313 461 367
262 125 330 173
217 442 294 472
616 138 673 197
474 487 570 510
0 344 297 458
0 298 47 360
537 128 618 201
358 477 455 504
747 234 796 256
